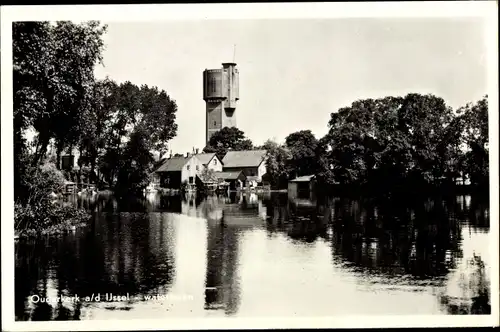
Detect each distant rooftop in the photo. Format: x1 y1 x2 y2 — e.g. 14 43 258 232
222 150 267 168
214 171 245 181
290 175 316 182
155 156 190 172
195 153 217 165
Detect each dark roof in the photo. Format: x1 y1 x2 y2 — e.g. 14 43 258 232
155 156 190 172
195 153 217 165
290 175 316 182
222 150 267 168
197 173 218 184
214 171 246 181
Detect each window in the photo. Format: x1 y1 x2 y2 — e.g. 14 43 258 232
213 121 217 126
187 165 190 171
196 165 199 171
211 78 216 93
214 159 217 165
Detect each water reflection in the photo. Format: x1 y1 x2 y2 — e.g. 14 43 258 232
15 192 491 320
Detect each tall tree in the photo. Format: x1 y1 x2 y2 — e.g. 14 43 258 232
13 21 107 199
115 128 155 196
79 78 119 183
285 130 319 179
13 21 108 168
80 80 178 187
459 95 489 188
261 139 292 188
321 93 456 190
397 93 454 185
203 127 253 159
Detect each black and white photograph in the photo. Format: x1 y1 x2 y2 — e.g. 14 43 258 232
1 2 498 331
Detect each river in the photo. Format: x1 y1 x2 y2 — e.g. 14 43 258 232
14 191 491 320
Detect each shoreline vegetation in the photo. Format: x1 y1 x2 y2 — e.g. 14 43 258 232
13 21 489 238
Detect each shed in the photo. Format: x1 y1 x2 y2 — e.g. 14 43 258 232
288 175 317 199
214 171 247 190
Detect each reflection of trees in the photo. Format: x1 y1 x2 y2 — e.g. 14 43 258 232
263 193 290 228
264 193 328 243
452 195 490 230
158 195 182 213
15 210 176 321
328 196 463 278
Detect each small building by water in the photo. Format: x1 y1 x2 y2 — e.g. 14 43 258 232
221 150 267 187
154 153 204 189
214 171 247 191
288 175 317 199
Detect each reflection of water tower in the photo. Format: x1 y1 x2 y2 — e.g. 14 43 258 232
203 62 240 144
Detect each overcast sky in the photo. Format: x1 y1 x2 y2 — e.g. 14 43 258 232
94 18 487 155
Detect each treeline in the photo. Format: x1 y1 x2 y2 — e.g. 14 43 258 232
204 93 489 194
13 21 178 234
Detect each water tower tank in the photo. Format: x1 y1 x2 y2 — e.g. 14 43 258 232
203 69 224 100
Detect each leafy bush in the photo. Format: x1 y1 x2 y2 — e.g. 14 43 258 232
20 162 66 204
15 201 92 237
14 162 92 237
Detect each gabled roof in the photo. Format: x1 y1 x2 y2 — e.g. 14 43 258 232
290 175 316 182
214 171 246 181
155 156 190 172
222 150 267 168
195 153 217 165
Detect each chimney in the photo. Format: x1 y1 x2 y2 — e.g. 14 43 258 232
186 152 191 158
195 148 199 154
169 151 173 158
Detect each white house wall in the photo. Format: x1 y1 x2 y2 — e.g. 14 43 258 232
181 157 204 183
206 156 223 172
257 160 267 181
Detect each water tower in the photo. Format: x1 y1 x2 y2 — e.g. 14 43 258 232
203 62 240 144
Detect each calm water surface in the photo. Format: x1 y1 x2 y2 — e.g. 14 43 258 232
15 192 491 320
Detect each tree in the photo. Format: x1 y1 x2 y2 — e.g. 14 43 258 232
261 139 292 188
81 80 178 188
13 21 107 199
203 127 253 159
115 129 155 196
315 135 337 186
321 93 456 191
13 21 108 168
285 130 319 179
397 93 454 185
78 78 119 183
459 95 489 188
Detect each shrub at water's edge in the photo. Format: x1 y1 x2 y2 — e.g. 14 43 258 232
15 204 91 237
14 162 92 238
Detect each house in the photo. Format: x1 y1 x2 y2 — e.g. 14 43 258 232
213 171 247 190
154 153 204 189
221 150 267 187
288 175 317 200
195 153 223 172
